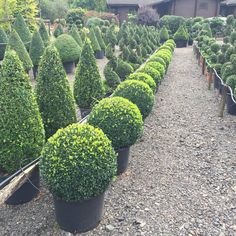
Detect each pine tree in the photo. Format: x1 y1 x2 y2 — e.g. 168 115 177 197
0 50 45 173
36 46 77 138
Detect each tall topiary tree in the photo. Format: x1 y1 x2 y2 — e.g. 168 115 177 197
0 50 45 174
89 28 101 53
8 29 33 72
39 20 50 46
74 38 104 109
0 27 8 60
94 26 106 51
69 24 83 47
13 14 32 50
54 23 64 38
36 46 77 139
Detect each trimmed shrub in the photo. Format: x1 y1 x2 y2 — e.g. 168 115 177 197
154 50 171 67
129 38 137 49
106 26 117 47
128 50 142 64
113 80 154 119
217 53 225 64
138 65 161 85
160 15 186 34
89 28 101 53
210 43 220 54
226 75 236 91
104 64 120 90
128 72 156 94
95 26 106 51
66 8 85 29
223 36 230 44
105 43 114 60
8 30 33 71
222 64 234 82
225 46 236 61
53 23 64 38
74 38 104 109
221 44 230 53
13 14 32 50
146 61 165 79
88 97 143 150
69 24 83 47
36 46 77 138
160 26 169 42
40 123 117 201
174 25 189 42
54 34 81 63
0 50 45 174
39 20 50 46
122 46 131 61
115 58 134 80
0 28 8 60
29 30 45 66
149 56 166 69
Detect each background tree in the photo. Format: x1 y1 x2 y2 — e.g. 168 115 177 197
137 6 159 26
69 0 107 11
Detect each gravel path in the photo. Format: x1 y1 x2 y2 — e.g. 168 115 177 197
1 47 236 236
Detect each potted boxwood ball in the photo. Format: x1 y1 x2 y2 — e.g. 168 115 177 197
113 80 155 119
88 97 144 174
54 34 81 73
40 123 117 233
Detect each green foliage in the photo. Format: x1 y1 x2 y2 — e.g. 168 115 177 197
29 30 45 66
69 0 107 11
69 24 83 47
210 43 220 54
66 8 85 29
160 26 169 42
230 31 236 45
0 27 8 60
36 46 77 138
8 29 33 71
115 58 134 80
129 38 137 49
217 53 225 64
226 75 236 91
128 50 142 64
221 43 230 53
222 64 234 82
174 25 189 42
95 26 106 51
40 123 116 201
226 15 235 26
39 21 50 46
122 46 130 61
106 25 117 47
105 43 114 60
154 50 172 67
104 64 120 90
0 50 45 173
89 28 101 53
146 61 165 79
54 34 81 63
149 56 166 69
223 36 230 44
74 38 104 109
225 46 236 61
113 80 154 119
138 65 161 85
137 6 159 26
53 23 64 38
88 97 143 150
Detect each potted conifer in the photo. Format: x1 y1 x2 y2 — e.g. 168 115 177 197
0 50 45 205
95 26 106 58
174 25 189 48
40 123 117 233
39 20 50 46
89 28 103 59
69 24 83 48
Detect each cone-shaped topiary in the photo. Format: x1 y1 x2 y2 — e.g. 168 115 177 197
174 25 189 47
88 97 143 150
105 43 114 60
36 46 77 139
74 38 104 109
54 34 81 64
113 80 154 119
160 26 169 43
122 45 131 61
40 123 117 202
8 29 33 71
128 50 142 64
54 23 64 38
0 50 45 174
95 26 106 51
69 24 83 47
0 27 8 60
29 30 45 66
39 20 50 46
128 72 156 93
104 64 120 90
13 14 32 50
89 28 101 53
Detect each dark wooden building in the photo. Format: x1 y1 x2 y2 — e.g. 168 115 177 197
107 0 221 22
220 0 236 16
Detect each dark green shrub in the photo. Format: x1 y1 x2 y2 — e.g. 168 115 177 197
0 28 8 60
104 64 120 90
146 62 165 79
128 50 142 64
129 38 137 49
95 26 106 51
69 24 83 47
230 31 236 44
40 123 116 201
225 46 236 61
106 25 117 47
226 15 235 26
160 15 185 34
105 43 114 60
226 75 236 91
209 54 217 64
39 20 50 46
160 26 169 42
88 97 143 150
222 64 234 82
86 17 105 28
217 53 225 64
29 30 45 66
122 46 130 61
174 25 189 42
223 36 230 44
141 47 148 58
74 38 104 109
221 43 230 53
36 46 77 138
53 24 64 38
113 80 154 119
13 14 32 50
8 29 33 71
66 8 85 29
0 50 45 174
54 34 81 63
230 54 236 68
89 28 101 53
115 58 134 80
210 43 220 54
146 44 153 54
138 65 161 85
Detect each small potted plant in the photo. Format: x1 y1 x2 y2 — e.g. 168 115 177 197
95 26 106 58
89 28 103 59
40 123 117 233
54 34 81 73
88 97 143 174
174 25 189 48
159 26 169 44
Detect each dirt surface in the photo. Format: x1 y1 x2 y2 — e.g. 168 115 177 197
1 47 236 236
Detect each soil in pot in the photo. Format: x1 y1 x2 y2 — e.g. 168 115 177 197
116 147 130 175
54 192 105 233
4 166 40 205
80 108 91 119
95 51 104 59
63 62 75 74
226 92 236 116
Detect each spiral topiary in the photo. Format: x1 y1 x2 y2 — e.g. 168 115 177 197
88 97 143 150
40 123 117 201
113 80 155 119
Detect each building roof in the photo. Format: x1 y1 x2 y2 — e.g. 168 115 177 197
221 0 236 6
107 0 171 6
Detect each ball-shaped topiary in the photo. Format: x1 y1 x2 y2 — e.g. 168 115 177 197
222 64 234 82
150 56 166 69
128 72 156 93
8 29 33 71
0 50 45 174
54 34 81 63
88 97 143 150
36 46 77 139
159 26 169 42
29 30 45 66
146 62 165 79
112 80 155 119
138 65 161 85
39 20 50 46
0 27 8 60
210 43 220 54
155 50 171 67
53 23 64 38
74 38 104 109
40 123 117 201
221 44 230 53
115 58 134 80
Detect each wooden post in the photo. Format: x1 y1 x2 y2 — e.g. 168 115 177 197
219 86 227 117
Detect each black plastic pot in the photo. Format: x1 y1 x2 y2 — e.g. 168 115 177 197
5 166 40 205
213 71 221 90
95 51 104 59
54 192 105 233
226 88 236 115
63 62 75 74
33 65 38 79
188 39 193 46
79 108 91 119
116 147 130 175
160 39 166 45
175 40 187 48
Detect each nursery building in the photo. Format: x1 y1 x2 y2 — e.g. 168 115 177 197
107 0 221 22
